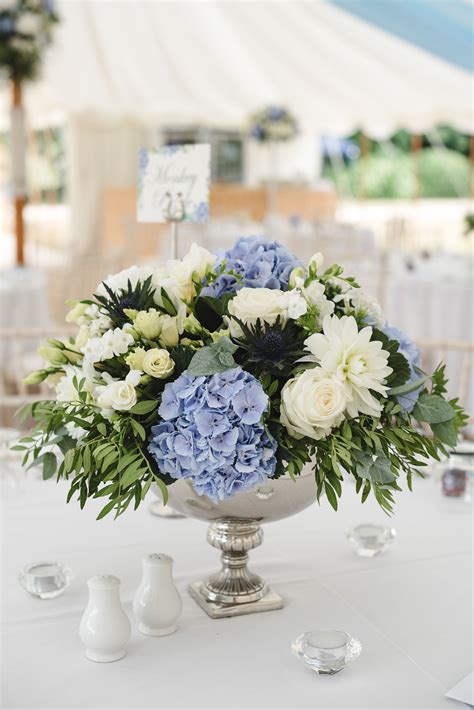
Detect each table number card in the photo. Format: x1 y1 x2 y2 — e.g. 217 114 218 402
137 144 210 223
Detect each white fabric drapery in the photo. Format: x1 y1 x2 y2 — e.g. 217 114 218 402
18 0 473 137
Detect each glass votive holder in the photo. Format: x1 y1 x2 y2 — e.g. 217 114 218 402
18 561 73 599
292 630 362 675
346 523 396 558
441 448 473 502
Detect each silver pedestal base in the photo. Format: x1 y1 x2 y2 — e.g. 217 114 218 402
188 582 283 619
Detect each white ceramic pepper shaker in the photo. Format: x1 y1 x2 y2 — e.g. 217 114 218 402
133 553 182 636
79 575 131 662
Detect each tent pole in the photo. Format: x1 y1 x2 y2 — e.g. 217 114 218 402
11 78 26 266
411 133 422 201
358 132 370 200
470 135 474 198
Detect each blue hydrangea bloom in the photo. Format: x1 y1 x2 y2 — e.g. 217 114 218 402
384 325 422 412
202 236 302 297
148 368 277 502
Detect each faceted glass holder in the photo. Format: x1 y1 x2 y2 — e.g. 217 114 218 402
18 562 73 599
346 523 396 558
292 630 362 675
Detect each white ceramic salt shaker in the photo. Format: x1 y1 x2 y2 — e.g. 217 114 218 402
79 575 131 662
133 553 182 636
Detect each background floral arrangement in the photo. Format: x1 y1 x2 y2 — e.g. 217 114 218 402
0 0 59 81
249 106 298 143
16 238 466 518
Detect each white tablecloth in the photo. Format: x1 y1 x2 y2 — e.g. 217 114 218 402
1 471 471 709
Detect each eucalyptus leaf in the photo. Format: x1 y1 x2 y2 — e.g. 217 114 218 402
431 419 458 447
389 375 428 397
413 394 455 424
187 337 237 376
354 453 396 485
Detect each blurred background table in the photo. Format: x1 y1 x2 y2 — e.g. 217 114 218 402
1 468 471 709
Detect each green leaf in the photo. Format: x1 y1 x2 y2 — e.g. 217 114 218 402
130 400 159 415
324 482 338 511
431 419 458 447
120 464 146 488
354 452 396 485
96 499 117 520
160 287 178 316
187 337 237 375
194 294 233 331
130 419 146 441
389 375 428 397
413 394 455 424
42 452 57 480
97 422 107 435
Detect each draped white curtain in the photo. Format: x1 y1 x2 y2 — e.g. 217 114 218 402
66 116 155 255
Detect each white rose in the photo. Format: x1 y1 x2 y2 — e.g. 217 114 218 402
280 368 347 440
227 287 307 334
96 370 141 412
142 348 174 379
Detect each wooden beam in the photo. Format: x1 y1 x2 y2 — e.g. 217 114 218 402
12 78 25 266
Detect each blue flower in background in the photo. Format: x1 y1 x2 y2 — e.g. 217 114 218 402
191 201 209 223
138 148 149 171
266 106 285 121
384 325 422 412
148 367 277 502
202 236 302 297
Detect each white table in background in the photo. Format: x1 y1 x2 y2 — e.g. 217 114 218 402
1 470 471 709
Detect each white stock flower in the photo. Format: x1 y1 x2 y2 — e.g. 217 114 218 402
96 370 141 412
142 349 174 378
309 252 324 272
82 328 134 364
227 287 307 334
280 368 346 440
336 287 384 328
95 265 155 298
303 315 392 418
55 365 95 403
291 276 334 322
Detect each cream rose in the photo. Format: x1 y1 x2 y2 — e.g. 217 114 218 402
134 309 163 340
142 349 174 379
280 368 347 440
159 315 180 347
96 370 141 412
227 287 307 335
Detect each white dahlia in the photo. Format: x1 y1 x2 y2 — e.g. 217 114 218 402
303 315 392 418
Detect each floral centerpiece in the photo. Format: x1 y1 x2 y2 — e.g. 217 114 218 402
16 236 466 520
0 0 59 81
249 106 298 143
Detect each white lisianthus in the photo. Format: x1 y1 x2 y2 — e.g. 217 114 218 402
95 265 155 298
159 315 181 347
95 370 141 412
309 252 324 272
16 12 41 35
82 328 134 364
65 301 89 324
227 287 307 335
142 349 174 379
335 287 384 328
134 309 163 340
280 368 347 440
182 243 216 279
303 315 392 418
125 347 147 371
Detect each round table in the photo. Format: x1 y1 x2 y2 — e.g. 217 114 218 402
1 471 471 709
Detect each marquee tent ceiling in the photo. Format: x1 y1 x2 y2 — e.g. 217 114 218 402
6 0 473 137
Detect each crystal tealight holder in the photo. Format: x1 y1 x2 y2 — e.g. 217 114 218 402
346 523 396 558
292 630 362 675
18 562 73 599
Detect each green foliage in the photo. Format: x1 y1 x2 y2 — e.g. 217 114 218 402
194 294 233 331
187 337 237 375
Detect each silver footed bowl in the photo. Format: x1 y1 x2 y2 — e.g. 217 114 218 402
152 468 317 618
156 466 317 523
